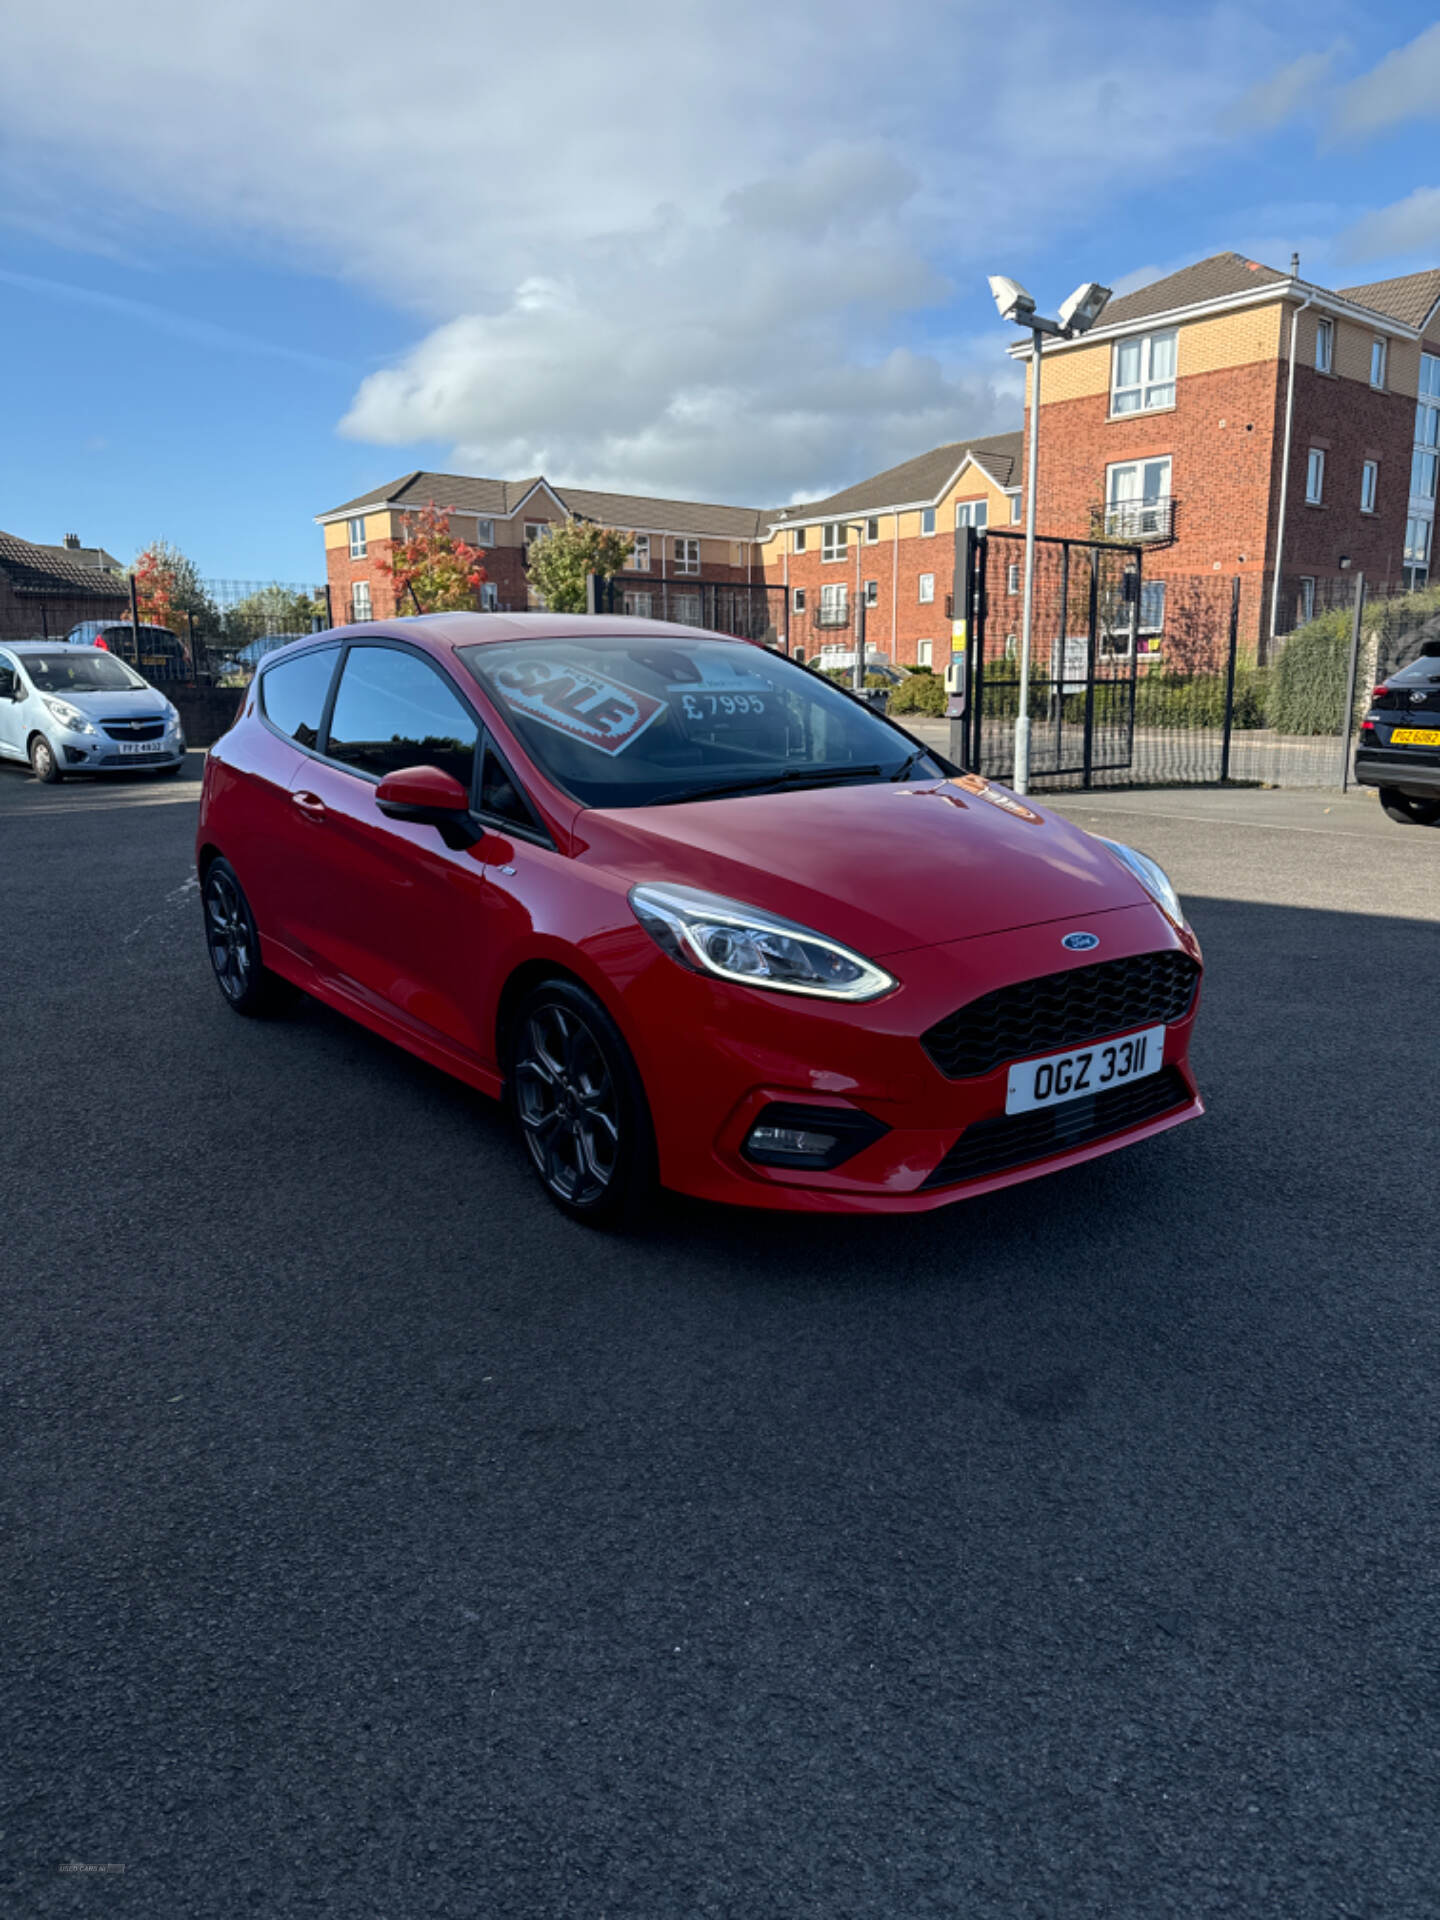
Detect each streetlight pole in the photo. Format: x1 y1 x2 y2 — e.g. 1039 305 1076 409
1015 325 1043 795
987 275 1112 795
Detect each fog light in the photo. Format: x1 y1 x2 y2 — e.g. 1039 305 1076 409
749 1124 838 1158
742 1102 890 1171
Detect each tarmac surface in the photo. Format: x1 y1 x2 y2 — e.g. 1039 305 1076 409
4 753 1439 1916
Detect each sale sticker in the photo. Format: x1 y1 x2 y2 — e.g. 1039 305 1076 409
490 657 666 756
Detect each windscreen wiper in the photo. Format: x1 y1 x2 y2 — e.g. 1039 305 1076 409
647 764 885 806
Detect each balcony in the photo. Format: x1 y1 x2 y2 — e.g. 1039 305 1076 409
813 598 852 629
1090 496 1177 544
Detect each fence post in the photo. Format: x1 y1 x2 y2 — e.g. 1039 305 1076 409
186 608 197 684
129 572 143 669
585 572 597 616
1337 570 1366 793
324 584 334 631
1219 575 1241 784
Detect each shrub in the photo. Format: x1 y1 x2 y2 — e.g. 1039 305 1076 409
1267 609 1356 735
888 672 947 716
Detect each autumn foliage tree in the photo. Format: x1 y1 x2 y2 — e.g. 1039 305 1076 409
525 522 634 614
380 501 489 613
131 539 219 655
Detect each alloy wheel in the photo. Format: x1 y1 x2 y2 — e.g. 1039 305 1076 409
514 1002 621 1207
204 868 253 1002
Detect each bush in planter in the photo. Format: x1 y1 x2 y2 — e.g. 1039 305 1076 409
888 672 947 716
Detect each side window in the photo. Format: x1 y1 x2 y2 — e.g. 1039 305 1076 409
0 652 18 697
326 645 477 788
478 737 540 832
259 647 339 749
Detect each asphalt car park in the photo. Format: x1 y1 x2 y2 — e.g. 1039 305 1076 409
4 757 1440 1916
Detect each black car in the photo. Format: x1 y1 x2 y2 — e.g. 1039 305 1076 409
1355 638 1440 825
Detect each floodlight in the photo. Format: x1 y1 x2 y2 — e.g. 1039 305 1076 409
1057 281 1113 335
988 275 1036 324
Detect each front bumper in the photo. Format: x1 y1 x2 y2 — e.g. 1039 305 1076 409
616 902 1203 1213
1354 750 1440 797
51 728 185 771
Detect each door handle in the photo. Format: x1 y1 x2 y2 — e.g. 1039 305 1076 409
291 790 326 820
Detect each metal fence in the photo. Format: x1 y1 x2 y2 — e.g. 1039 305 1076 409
596 574 786 644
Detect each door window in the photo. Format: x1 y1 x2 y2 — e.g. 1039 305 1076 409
259 646 339 749
326 646 477 787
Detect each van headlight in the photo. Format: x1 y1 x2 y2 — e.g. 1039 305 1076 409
629 883 895 1001
42 697 96 735
1097 838 1184 927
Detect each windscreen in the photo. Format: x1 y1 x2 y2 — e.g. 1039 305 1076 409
457 635 940 809
20 652 149 693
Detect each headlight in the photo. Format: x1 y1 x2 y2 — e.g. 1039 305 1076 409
1097 837 1184 927
41 697 96 735
629 883 896 1001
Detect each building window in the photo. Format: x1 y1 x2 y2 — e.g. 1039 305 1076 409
1361 460 1378 513
524 522 546 546
1422 352 1440 400
818 582 848 626
1315 318 1334 374
1297 578 1315 625
1009 493 1023 524
1111 328 1177 414
955 500 988 530
1412 451 1438 500
1006 563 1020 595
622 591 654 618
1305 448 1325 505
1138 579 1167 634
821 523 848 561
917 639 933 668
351 580 372 621
792 587 807 613
794 527 807 552
921 508 936 536
1405 516 1432 589
629 535 650 571
347 517 367 560
863 579 879 608
865 517 880 543
475 518 495 545
918 573 935 604
1370 339 1388 390
1105 456 1172 536
672 538 700 574
1417 405 1440 451
478 582 499 610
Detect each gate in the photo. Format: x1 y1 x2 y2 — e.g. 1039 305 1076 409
961 528 1145 786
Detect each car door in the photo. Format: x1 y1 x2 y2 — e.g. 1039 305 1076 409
223 642 342 946
0 652 26 758
284 641 501 1062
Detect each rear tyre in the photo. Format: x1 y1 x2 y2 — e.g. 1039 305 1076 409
508 978 656 1227
29 735 62 784
202 858 297 1016
1379 787 1440 826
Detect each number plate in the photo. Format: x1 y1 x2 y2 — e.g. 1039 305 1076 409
1005 1025 1165 1115
1390 726 1439 746
117 740 156 755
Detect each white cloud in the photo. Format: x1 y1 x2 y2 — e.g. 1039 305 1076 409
1225 48 1338 131
1337 23 1440 136
0 0 1292 503
1336 187 1440 265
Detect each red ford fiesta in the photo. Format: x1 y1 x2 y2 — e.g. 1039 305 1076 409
197 614 1203 1222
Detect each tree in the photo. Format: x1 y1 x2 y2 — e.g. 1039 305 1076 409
131 539 219 641
525 522 634 614
224 585 326 644
380 501 488 612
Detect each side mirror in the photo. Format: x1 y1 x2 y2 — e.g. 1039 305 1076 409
375 765 483 849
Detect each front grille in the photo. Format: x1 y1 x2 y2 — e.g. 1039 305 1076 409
921 1067 1191 1189
99 751 171 766
101 717 166 741
921 951 1200 1080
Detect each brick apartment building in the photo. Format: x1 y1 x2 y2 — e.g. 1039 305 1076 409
1013 251 1440 649
319 251 1440 667
316 473 773 626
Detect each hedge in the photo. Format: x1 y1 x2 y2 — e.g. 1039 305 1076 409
888 672 947 716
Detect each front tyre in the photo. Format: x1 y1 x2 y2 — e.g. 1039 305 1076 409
30 735 62 784
202 858 297 1016
1379 787 1440 826
509 979 656 1226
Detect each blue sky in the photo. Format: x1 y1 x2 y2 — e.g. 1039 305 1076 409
3 1 1440 582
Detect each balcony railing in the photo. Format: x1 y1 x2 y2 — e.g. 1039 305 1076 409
1090 496 1177 543
813 599 852 629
